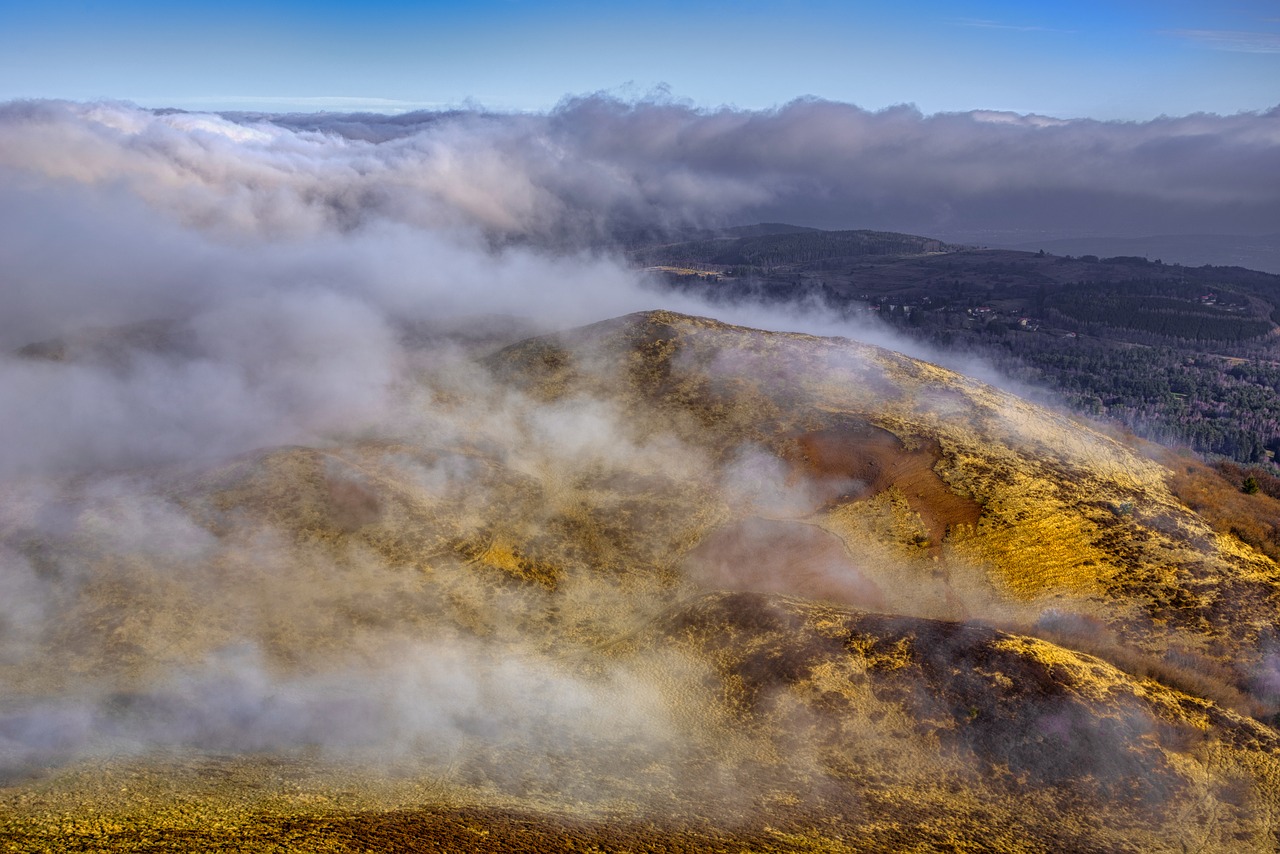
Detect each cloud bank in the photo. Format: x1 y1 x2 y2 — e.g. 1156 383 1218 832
3 96 1277 246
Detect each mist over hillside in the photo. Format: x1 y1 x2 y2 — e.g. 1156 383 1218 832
7 306 1280 851
629 224 1280 470
4 96 1280 851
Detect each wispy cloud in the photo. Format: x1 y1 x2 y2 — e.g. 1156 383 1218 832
1164 29 1280 53
952 18 1073 34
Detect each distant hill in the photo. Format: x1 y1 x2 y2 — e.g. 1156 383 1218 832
630 227 958 269
717 222 823 238
1001 233 1280 275
612 220 824 250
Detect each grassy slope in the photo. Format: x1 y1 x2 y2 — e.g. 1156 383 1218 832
5 311 1280 852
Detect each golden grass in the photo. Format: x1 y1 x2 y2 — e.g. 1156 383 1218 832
824 488 932 557
11 311 1280 852
947 506 1109 598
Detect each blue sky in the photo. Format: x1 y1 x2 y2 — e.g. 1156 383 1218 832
1 0 1277 118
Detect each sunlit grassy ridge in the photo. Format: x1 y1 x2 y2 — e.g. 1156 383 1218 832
494 311 1280 667
5 310 1280 851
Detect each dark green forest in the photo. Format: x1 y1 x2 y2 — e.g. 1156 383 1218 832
901 316 1280 463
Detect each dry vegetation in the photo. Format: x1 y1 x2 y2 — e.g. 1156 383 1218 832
6 310 1280 852
1166 453 1280 563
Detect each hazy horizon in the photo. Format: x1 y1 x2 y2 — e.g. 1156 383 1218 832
4 0 1279 120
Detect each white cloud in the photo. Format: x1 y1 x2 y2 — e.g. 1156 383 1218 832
1164 29 1280 54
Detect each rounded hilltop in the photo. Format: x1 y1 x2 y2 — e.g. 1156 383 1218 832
4 310 1280 852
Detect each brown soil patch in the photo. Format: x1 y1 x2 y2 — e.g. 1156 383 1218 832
684 517 886 610
326 476 383 532
790 425 983 549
